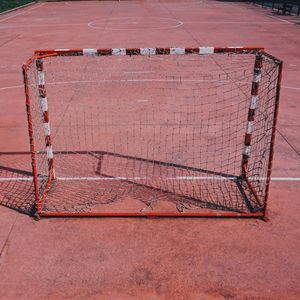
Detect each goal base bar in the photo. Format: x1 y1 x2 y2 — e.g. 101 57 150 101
37 212 264 218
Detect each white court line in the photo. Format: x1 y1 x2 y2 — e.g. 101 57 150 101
89 21 286 25
0 20 291 30
266 12 296 25
183 21 290 24
65 1 203 7
0 80 299 92
0 23 86 29
0 79 250 93
1 177 300 182
88 17 183 30
87 19 292 31
282 85 300 91
0 65 17 69
123 71 154 74
0 84 23 91
64 1 117 6
0 3 45 23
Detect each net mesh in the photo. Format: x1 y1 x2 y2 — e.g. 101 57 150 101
24 50 280 215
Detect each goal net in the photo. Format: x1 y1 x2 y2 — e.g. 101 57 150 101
23 47 282 218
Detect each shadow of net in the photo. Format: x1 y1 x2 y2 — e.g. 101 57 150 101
0 152 35 215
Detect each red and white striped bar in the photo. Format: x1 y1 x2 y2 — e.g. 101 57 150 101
34 46 264 57
242 53 263 172
36 59 55 178
22 64 40 202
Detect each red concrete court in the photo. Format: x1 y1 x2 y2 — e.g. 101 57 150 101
0 1 299 299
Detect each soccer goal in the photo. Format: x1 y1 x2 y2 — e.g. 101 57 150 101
22 47 282 218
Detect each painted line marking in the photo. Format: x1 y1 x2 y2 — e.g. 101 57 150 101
65 1 203 7
267 14 295 25
0 178 33 181
88 17 184 30
0 23 86 29
282 85 300 91
0 80 299 92
65 1 117 6
0 65 17 69
0 3 45 23
1 177 300 182
0 79 299 92
0 79 300 91
136 99 149 102
124 71 154 74
0 84 23 91
183 21 292 24
0 20 293 30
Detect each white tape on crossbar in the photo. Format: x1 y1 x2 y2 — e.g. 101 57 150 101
140 48 156 55
39 97 48 112
43 122 51 136
253 72 261 83
170 47 185 55
250 95 258 109
46 146 53 159
83 48 97 56
246 121 254 134
38 72 45 85
112 48 126 55
199 47 214 54
54 49 70 51
243 145 251 156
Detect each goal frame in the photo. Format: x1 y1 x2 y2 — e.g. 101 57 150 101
22 46 283 219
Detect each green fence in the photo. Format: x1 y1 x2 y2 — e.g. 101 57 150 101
0 0 36 13
249 1 300 15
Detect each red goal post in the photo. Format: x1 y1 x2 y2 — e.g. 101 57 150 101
23 46 282 218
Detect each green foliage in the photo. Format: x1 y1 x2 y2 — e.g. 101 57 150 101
0 0 36 13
